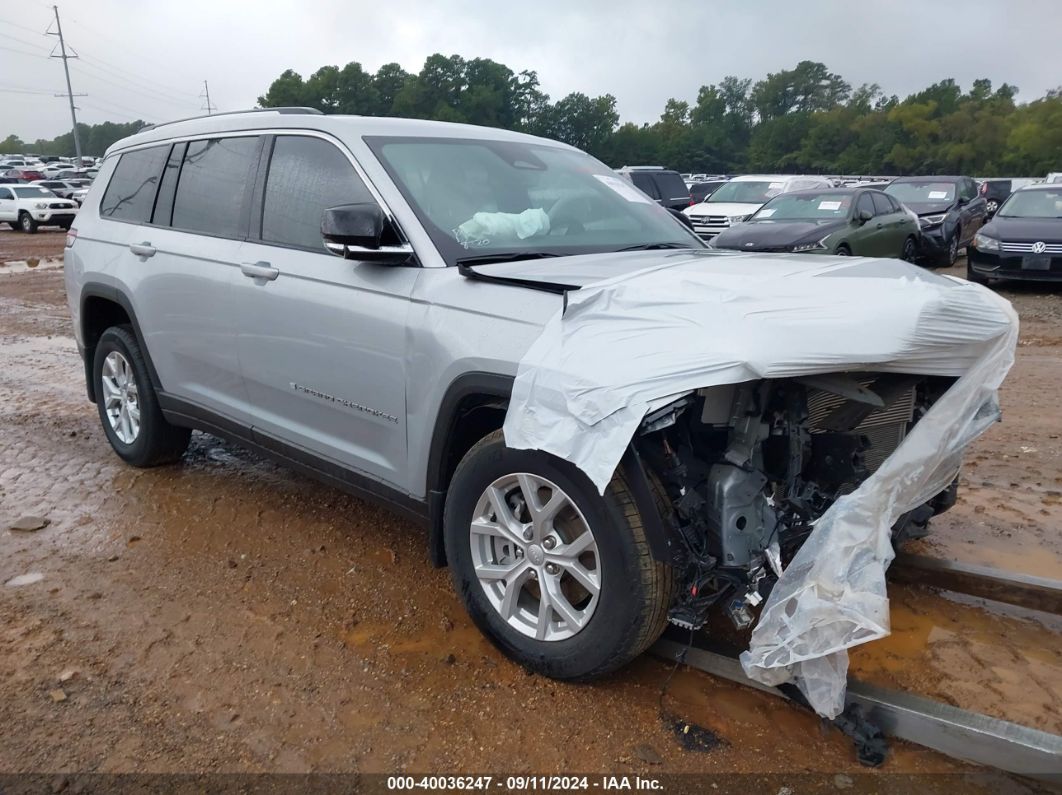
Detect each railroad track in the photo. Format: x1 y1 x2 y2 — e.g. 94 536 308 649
651 555 1062 780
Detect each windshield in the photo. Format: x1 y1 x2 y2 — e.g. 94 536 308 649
751 192 853 221
706 180 785 205
885 181 956 203
12 186 54 198
365 136 702 264
997 189 1062 218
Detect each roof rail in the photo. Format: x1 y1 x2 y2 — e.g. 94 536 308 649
138 107 323 132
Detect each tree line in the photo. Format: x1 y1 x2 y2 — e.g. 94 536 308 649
0 120 148 159
258 57 1060 177
4 57 1059 176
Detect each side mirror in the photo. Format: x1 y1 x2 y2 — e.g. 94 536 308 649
322 203 413 264
857 209 873 224
956 196 967 207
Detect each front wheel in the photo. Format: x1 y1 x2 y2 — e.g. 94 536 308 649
443 430 674 680
901 236 918 262
942 229 960 266
835 244 851 256
19 213 37 234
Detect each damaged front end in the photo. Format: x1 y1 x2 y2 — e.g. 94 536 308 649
633 373 958 633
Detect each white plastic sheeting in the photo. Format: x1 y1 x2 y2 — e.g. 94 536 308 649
503 252 1018 717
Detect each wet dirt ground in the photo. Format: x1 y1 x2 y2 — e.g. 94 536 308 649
0 230 1058 783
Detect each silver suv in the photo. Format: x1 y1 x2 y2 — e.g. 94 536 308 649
65 108 964 680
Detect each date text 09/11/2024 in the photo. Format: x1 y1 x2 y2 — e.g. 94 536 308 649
386 776 664 791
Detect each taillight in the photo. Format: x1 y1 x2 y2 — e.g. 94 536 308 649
65 228 77 248
689 197 695 206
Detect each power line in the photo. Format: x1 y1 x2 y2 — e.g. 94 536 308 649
0 29 52 52
70 61 200 112
76 53 200 104
0 43 50 58
46 4 83 160
201 80 216 115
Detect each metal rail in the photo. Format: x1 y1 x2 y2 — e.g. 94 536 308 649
652 637 1062 780
890 552 1062 615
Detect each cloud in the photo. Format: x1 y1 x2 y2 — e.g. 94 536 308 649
2 0 1059 143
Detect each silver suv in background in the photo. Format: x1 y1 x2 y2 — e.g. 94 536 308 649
65 108 965 681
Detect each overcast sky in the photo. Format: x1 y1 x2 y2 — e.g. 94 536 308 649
2 0 1060 141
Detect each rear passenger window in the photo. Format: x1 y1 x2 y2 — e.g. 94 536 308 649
171 137 259 238
100 146 168 223
630 173 659 199
871 193 893 216
260 135 375 251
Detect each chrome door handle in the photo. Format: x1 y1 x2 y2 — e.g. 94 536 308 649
240 261 279 281
129 242 156 258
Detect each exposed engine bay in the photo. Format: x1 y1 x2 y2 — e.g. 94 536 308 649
634 372 958 632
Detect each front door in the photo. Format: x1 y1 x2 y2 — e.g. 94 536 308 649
233 133 417 488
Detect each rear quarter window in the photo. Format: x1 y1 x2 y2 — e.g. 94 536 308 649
99 145 169 223
656 173 689 199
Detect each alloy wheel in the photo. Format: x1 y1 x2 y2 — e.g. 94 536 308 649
101 351 141 444
469 473 601 641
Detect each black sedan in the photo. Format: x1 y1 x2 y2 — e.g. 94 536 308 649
885 176 988 266
968 184 1062 285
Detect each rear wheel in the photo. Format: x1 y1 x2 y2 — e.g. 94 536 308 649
19 212 37 234
443 430 674 680
93 326 191 467
835 244 851 256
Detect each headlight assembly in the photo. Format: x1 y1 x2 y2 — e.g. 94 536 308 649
973 232 1000 252
791 237 829 253
919 214 947 228
728 215 749 224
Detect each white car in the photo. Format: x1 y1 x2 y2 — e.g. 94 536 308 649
0 184 78 232
41 162 76 176
683 174 834 241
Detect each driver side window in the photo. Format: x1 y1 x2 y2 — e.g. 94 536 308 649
260 135 376 252
857 193 875 218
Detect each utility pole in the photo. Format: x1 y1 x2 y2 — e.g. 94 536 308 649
48 5 83 161
200 80 216 115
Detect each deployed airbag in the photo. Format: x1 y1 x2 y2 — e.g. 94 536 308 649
502 252 1018 717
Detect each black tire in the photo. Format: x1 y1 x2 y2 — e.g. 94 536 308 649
941 228 960 266
92 325 190 467
19 212 37 234
443 430 675 680
835 244 851 256
901 236 918 262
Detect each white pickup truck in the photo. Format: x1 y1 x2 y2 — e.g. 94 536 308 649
0 184 78 233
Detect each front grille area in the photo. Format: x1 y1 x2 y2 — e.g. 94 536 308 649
805 378 916 473
47 202 73 210
1001 241 1062 254
690 215 730 240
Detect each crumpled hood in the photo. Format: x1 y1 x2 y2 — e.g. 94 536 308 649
713 219 847 250
903 201 955 216
684 201 763 219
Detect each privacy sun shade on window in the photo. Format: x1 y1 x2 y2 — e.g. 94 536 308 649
364 136 701 266
261 135 375 251
100 145 168 223
171 137 259 238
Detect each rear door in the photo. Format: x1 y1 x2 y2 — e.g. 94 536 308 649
628 172 661 204
111 136 260 423
233 133 417 487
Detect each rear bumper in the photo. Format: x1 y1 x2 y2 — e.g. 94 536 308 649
969 248 1062 281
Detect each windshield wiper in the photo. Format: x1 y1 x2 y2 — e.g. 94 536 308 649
615 242 693 252
454 251 562 266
